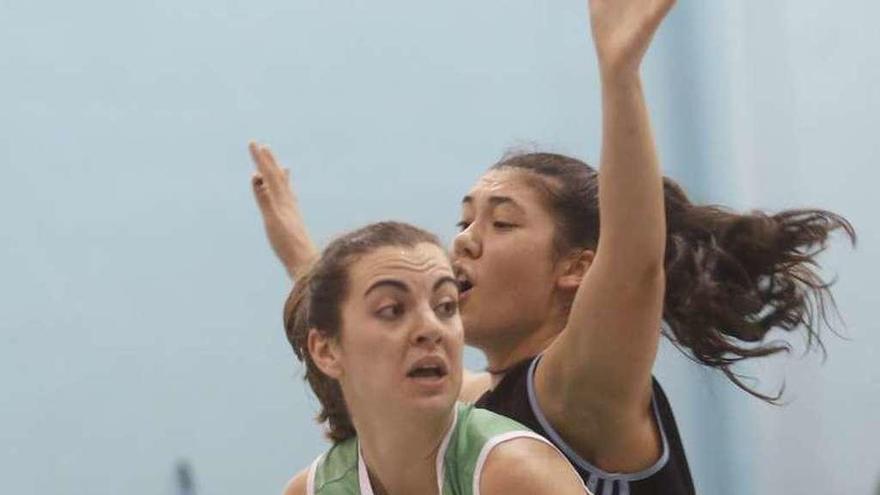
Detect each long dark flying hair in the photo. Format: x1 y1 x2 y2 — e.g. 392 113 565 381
283 221 443 442
493 152 856 402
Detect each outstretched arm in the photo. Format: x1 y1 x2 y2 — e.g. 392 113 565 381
249 142 319 279
536 0 673 471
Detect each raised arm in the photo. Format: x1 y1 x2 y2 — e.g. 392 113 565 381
249 142 319 279
536 0 674 471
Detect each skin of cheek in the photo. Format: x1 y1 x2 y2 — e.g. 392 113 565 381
335 318 406 415
462 229 559 349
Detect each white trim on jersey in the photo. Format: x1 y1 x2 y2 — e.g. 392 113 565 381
434 406 458 494
306 453 324 495
357 449 375 495
472 431 591 495
527 356 670 483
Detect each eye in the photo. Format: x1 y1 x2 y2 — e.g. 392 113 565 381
493 221 516 230
456 220 471 232
376 303 404 320
434 299 459 319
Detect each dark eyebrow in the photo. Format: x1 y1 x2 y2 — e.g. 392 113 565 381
364 279 409 297
460 195 523 212
488 195 522 210
364 276 458 297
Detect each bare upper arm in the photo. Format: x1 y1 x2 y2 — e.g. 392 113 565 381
535 264 664 470
282 468 309 495
479 437 587 495
460 369 491 403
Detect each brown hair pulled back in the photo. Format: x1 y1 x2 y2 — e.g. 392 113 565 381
492 152 856 402
283 221 443 442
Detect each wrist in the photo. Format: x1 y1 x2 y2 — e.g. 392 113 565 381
599 67 642 91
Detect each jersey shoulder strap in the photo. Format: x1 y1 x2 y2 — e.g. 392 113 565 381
444 403 558 495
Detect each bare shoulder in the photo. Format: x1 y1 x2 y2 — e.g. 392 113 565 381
460 369 491 403
479 436 588 495
282 468 309 495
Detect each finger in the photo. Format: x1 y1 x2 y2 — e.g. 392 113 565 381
259 145 285 179
259 147 292 195
250 141 276 178
248 141 264 170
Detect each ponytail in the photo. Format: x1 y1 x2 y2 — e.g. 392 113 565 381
662 180 856 401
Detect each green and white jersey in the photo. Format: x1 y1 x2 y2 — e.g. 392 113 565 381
306 402 585 495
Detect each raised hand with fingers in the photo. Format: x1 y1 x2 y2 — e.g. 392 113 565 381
249 141 318 279
588 0 676 79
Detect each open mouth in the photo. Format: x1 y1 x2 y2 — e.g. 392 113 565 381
406 357 449 380
456 270 474 295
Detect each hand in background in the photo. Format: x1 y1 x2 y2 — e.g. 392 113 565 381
249 141 318 279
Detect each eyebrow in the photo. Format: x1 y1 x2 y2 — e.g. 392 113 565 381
363 276 459 297
461 195 524 212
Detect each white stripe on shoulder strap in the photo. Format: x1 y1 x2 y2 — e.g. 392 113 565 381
306 453 324 495
434 406 459 495
357 442 379 495
472 431 591 495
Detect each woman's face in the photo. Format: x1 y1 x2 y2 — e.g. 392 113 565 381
329 243 463 420
453 169 562 350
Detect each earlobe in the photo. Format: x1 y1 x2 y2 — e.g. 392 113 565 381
308 328 343 379
557 250 594 290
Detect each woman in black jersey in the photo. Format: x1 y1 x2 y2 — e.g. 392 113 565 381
249 1 854 494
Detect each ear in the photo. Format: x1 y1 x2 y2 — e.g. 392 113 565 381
556 249 594 291
307 328 344 380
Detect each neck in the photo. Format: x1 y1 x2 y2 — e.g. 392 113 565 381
351 405 455 495
481 312 566 387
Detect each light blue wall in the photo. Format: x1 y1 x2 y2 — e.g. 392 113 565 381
2 1 877 494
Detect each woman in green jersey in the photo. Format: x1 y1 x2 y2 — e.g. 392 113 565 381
280 221 588 495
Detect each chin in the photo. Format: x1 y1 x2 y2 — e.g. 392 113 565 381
461 314 503 350
403 391 458 420
404 375 461 410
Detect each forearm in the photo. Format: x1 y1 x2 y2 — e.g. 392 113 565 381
596 73 665 273
274 226 318 280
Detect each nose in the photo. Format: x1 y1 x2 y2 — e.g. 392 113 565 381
453 225 481 259
411 308 444 347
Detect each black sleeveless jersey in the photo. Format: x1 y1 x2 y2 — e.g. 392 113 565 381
474 357 696 495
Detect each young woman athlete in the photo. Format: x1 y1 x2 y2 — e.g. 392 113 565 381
252 1 855 494
280 222 588 495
